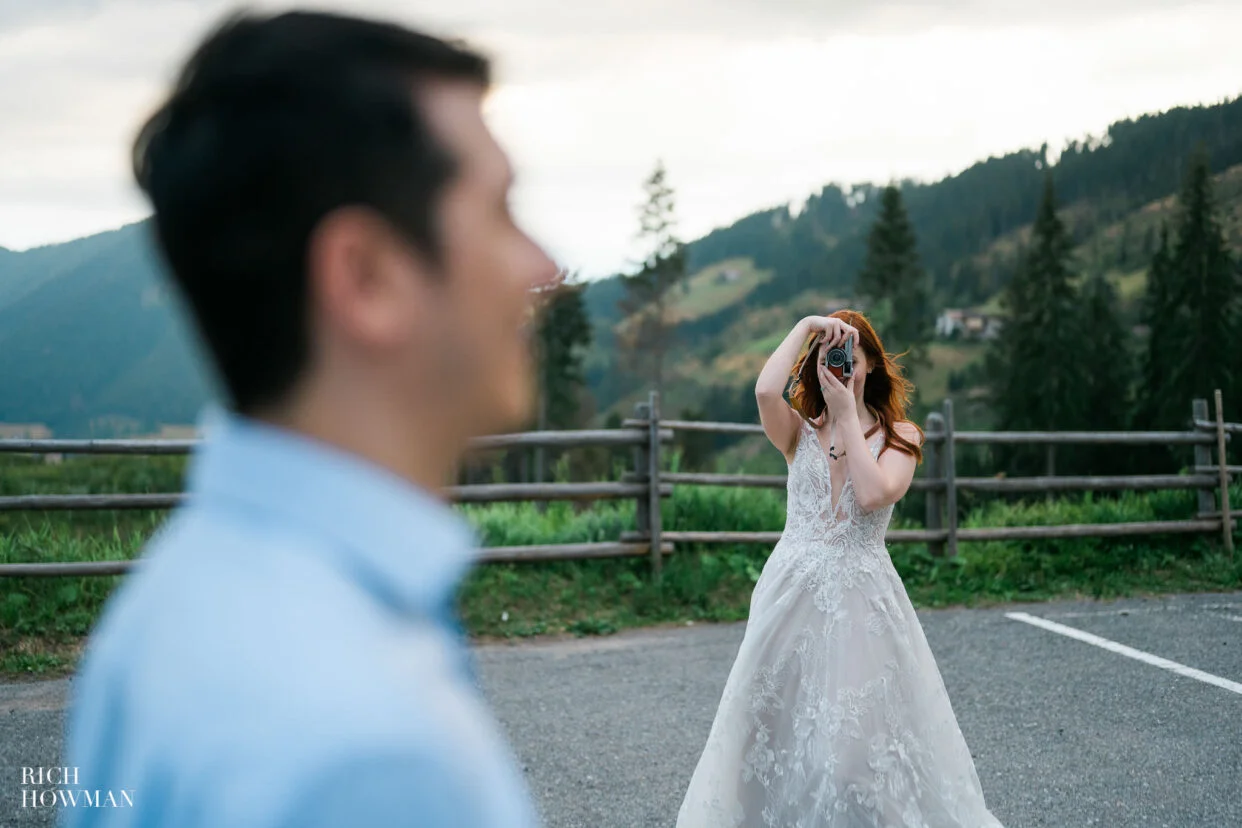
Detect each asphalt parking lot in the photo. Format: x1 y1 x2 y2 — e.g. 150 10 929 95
2 590 1239 827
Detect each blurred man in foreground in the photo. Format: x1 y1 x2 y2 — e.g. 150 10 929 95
62 8 557 827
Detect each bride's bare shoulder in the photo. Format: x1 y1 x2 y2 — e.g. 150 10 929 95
893 419 923 442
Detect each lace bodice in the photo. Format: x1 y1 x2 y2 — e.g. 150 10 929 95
783 417 893 551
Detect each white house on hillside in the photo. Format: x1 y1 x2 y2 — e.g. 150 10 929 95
936 309 1002 340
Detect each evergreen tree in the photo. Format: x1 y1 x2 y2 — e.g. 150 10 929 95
1160 148 1240 417
1141 224 1155 259
1235 255 1242 417
949 260 988 307
535 269 593 430
1135 223 1179 431
617 160 687 397
1078 272 1133 472
856 185 933 374
986 175 1088 471
1080 272 1131 429
530 269 593 485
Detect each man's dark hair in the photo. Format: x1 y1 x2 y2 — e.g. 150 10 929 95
132 10 490 413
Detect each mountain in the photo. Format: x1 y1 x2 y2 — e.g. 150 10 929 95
2 93 1241 437
0 223 218 436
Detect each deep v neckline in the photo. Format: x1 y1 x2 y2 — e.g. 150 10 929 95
806 418 881 519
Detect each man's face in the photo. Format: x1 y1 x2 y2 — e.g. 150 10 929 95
409 79 558 434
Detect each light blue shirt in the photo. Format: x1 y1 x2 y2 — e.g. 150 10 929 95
60 408 541 828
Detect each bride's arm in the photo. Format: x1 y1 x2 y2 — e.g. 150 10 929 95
836 414 923 512
754 319 813 458
756 316 860 458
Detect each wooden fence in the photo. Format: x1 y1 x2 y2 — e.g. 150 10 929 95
0 391 1235 579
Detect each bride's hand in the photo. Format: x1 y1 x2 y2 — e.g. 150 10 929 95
802 316 859 350
817 359 857 423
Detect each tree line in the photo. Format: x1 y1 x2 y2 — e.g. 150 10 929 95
995 147 1239 475
488 137 1242 484
858 148 1241 476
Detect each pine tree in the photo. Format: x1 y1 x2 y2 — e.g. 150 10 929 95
530 269 593 485
856 185 932 374
617 160 686 397
1135 223 1178 431
535 269 593 430
987 175 1087 472
1081 272 1131 429
1234 255 1242 417
1160 149 1239 418
1078 272 1133 472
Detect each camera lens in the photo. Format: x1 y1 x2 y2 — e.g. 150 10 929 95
827 348 845 367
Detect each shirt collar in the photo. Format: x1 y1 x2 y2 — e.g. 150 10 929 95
185 404 481 620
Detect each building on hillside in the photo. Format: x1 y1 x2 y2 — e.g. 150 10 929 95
964 313 1002 340
0 422 58 463
936 309 965 338
154 425 201 440
0 423 52 440
132 424 202 441
936 309 1002 340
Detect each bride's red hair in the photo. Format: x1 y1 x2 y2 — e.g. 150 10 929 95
788 309 923 463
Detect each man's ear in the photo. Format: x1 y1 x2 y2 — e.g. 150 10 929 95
308 206 421 350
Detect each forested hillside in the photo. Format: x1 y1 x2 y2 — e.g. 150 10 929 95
1 94 1240 437
586 94 1242 429
681 94 1242 308
0 223 217 436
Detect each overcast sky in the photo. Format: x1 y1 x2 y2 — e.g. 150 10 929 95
1 0 1240 279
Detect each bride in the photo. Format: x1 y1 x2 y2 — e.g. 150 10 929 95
676 311 1004 827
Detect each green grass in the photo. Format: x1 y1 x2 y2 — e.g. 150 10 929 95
743 330 789 355
3 476 1239 678
976 293 1005 315
1110 267 1149 305
668 258 773 323
910 341 984 405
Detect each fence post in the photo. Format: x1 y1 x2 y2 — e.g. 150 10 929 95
943 398 958 558
1215 389 1234 556
1193 398 1215 518
647 390 664 579
632 400 651 556
1045 444 1056 502
923 411 945 557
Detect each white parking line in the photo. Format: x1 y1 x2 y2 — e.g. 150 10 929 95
1005 611 1242 697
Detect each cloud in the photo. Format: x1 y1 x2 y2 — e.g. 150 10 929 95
484 4 1242 275
0 1 229 235
1 0 1240 276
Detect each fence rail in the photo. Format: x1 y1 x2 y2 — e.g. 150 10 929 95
0 428 674 456
647 472 1219 494
622 420 1222 446
0 392 1235 577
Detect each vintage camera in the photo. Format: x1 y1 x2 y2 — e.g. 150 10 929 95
822 337 854 381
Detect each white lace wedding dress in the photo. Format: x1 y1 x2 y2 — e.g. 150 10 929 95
677 418 1004 827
